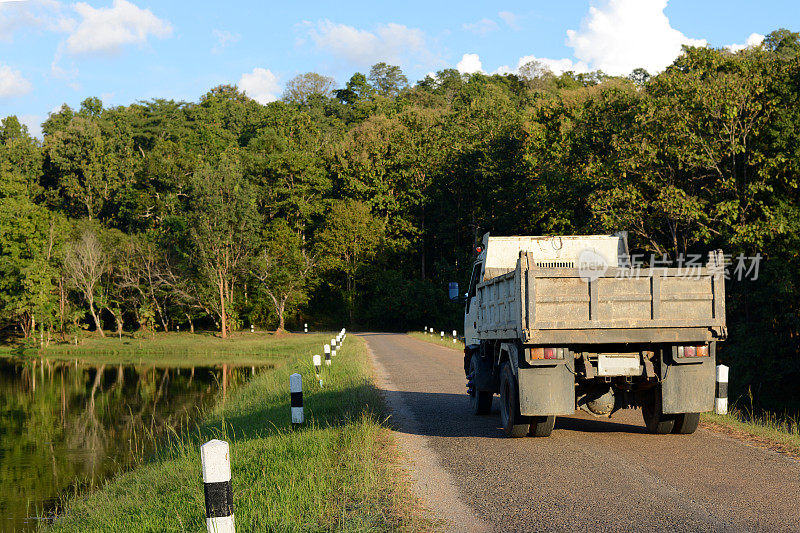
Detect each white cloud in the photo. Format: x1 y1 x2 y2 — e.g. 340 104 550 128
64 0 171 55
0 0 74 42
725 32 764 53
238 67 280 104
19 114 43 139
565 0 706 75
303 19 429 66
498 11 520 31
463 18 498 35
457 53 483 74
212 29 240 53
0 63 32 97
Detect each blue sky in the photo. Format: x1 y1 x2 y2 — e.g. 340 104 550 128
1 0 798 137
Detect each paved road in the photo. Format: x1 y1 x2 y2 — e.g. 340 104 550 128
363 333 800 533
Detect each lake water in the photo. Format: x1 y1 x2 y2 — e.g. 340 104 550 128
0 359 266 532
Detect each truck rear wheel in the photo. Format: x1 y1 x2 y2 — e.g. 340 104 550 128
642 387 675 434
529 416 555 437
468 354 493 415
500 363 530 438
672 412 700 434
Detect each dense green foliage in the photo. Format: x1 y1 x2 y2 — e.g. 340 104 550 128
2 30 800 411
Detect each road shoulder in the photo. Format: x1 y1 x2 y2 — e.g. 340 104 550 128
364 337 489 533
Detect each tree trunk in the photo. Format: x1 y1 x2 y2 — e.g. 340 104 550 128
218 274 228 339
89 299 104 337
278 298 286 332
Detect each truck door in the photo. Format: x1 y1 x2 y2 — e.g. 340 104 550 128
464 261 482 346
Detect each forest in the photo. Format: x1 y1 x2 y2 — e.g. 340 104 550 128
1 29 799 412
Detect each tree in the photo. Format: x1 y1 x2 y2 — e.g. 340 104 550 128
282 72 335 105
64 230 107 336
368 63 408 97
519 60 557 92
187 156 259 338
334 73 375 104
250 220 314 332
316 200 384 324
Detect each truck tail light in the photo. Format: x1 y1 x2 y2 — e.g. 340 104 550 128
677 345 709 358
530 348 565 360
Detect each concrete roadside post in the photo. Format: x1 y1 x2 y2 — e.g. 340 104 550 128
304 323 308 333
313 354 321 377
324 344 331 366
201 439 235 533
331 338 337 357
715 364 729 415
452 330 457 343
290 373 304 426
250 324 254 333
440 331 444 340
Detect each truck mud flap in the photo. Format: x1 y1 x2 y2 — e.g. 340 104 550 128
517 364 575 416
661 356 715 414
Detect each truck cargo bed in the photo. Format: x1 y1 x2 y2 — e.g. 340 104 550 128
476 251 726 344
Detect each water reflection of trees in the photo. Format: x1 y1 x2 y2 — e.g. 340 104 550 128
0 360 262 531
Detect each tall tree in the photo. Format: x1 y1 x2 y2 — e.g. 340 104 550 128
250 220 314 332
282 72 336 105
64 230 107 336
187 156 259 337
316 200 384 324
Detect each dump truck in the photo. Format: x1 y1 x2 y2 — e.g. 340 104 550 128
464 233 726 437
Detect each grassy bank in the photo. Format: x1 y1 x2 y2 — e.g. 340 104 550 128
45 334 426 531
407 331 464 351
702 408 800 457
1 331 338 366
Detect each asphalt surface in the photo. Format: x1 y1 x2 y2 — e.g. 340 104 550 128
363 333 800 533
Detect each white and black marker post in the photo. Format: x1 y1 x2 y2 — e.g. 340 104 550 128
715 364 728 415
304 323 308 333
452 330 457 343
313 354 321 376
290 373 304 426
331 338 337 357
324 344 331 366
201 439 235 533
440 331 444 340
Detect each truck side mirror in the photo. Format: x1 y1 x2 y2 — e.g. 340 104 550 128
448 282 460 302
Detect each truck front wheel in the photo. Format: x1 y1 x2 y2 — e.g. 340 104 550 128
468 354 493 415
500 363 530 437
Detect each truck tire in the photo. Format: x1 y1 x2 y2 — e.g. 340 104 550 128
642 387 675 434
672 412 700 434
529 416 556 437
500 362 530 438
468 354 493 415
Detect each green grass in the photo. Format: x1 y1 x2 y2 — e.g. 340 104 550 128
407 331 464 351
44 335 426 532
702 407 800 456
3 332 340 366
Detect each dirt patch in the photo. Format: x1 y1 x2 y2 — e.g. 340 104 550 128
701 420 800 460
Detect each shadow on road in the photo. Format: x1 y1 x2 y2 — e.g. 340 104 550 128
555 415 647 434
